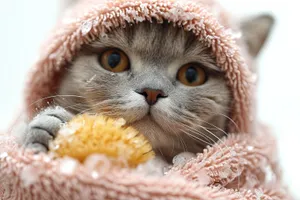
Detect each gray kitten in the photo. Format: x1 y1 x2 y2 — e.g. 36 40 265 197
22 17 273 165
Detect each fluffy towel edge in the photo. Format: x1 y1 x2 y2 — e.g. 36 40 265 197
0 126 292 199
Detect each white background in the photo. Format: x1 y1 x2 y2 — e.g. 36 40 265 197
0 0 299 198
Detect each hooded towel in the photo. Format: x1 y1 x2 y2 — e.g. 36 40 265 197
0 0 292 199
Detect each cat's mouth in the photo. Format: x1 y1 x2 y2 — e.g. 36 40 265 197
145 107 162 123
128 105 165 129
146 111 158 121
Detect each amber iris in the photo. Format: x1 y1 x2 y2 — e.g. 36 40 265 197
177 63 207 86
99 49 130 72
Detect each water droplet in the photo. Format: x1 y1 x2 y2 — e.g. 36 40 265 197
59 122 81 136
247 146 254 151
194 169 211 186
59 123 66 129
32 154 41 160
126 131 137 139
93 17 99 26
49 52 58 59
100 32 108 38
44 156 51 163
163 166 172 175
232 31 242 39
230 150 237 157
220 166 232 178
254 189 264 199
59 158 79 176
251 74 258 82
131 138 140 144
113 118 126 127
53 144 60 150
91 171 99 179
226 49 235 57
67 137 74 143
81 20 93 35
264 165 275 183
0 152 8 159
172 152 195 167
21 166 39 187
84 154 111 177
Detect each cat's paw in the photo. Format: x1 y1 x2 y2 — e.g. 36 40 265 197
172 152 196 167
23 106 73 153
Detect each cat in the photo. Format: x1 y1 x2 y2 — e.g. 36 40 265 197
21 14 274 166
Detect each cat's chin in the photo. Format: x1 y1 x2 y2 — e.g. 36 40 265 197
129 115 165 140
128 115 201 161
129 115 172 155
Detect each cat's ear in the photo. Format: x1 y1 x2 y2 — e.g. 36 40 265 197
240 14 275 58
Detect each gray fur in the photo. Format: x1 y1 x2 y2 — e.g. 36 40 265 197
24 20 280 162
22 107 73 152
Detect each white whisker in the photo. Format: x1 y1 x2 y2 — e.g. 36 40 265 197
179 128 214 146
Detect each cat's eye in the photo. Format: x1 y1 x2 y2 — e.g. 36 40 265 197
177 63 207 86
99 48 130 73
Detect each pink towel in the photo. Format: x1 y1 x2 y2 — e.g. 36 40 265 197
0 0 293 199
0 126 291 199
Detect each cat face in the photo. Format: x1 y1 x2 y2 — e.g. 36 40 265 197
57 21 231 159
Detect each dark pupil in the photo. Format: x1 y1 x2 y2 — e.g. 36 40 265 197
185 67 198 83
108 52 121 68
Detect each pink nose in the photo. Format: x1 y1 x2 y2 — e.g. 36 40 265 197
139 88 166 105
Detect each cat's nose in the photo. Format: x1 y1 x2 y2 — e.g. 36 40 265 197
136 88 167 105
